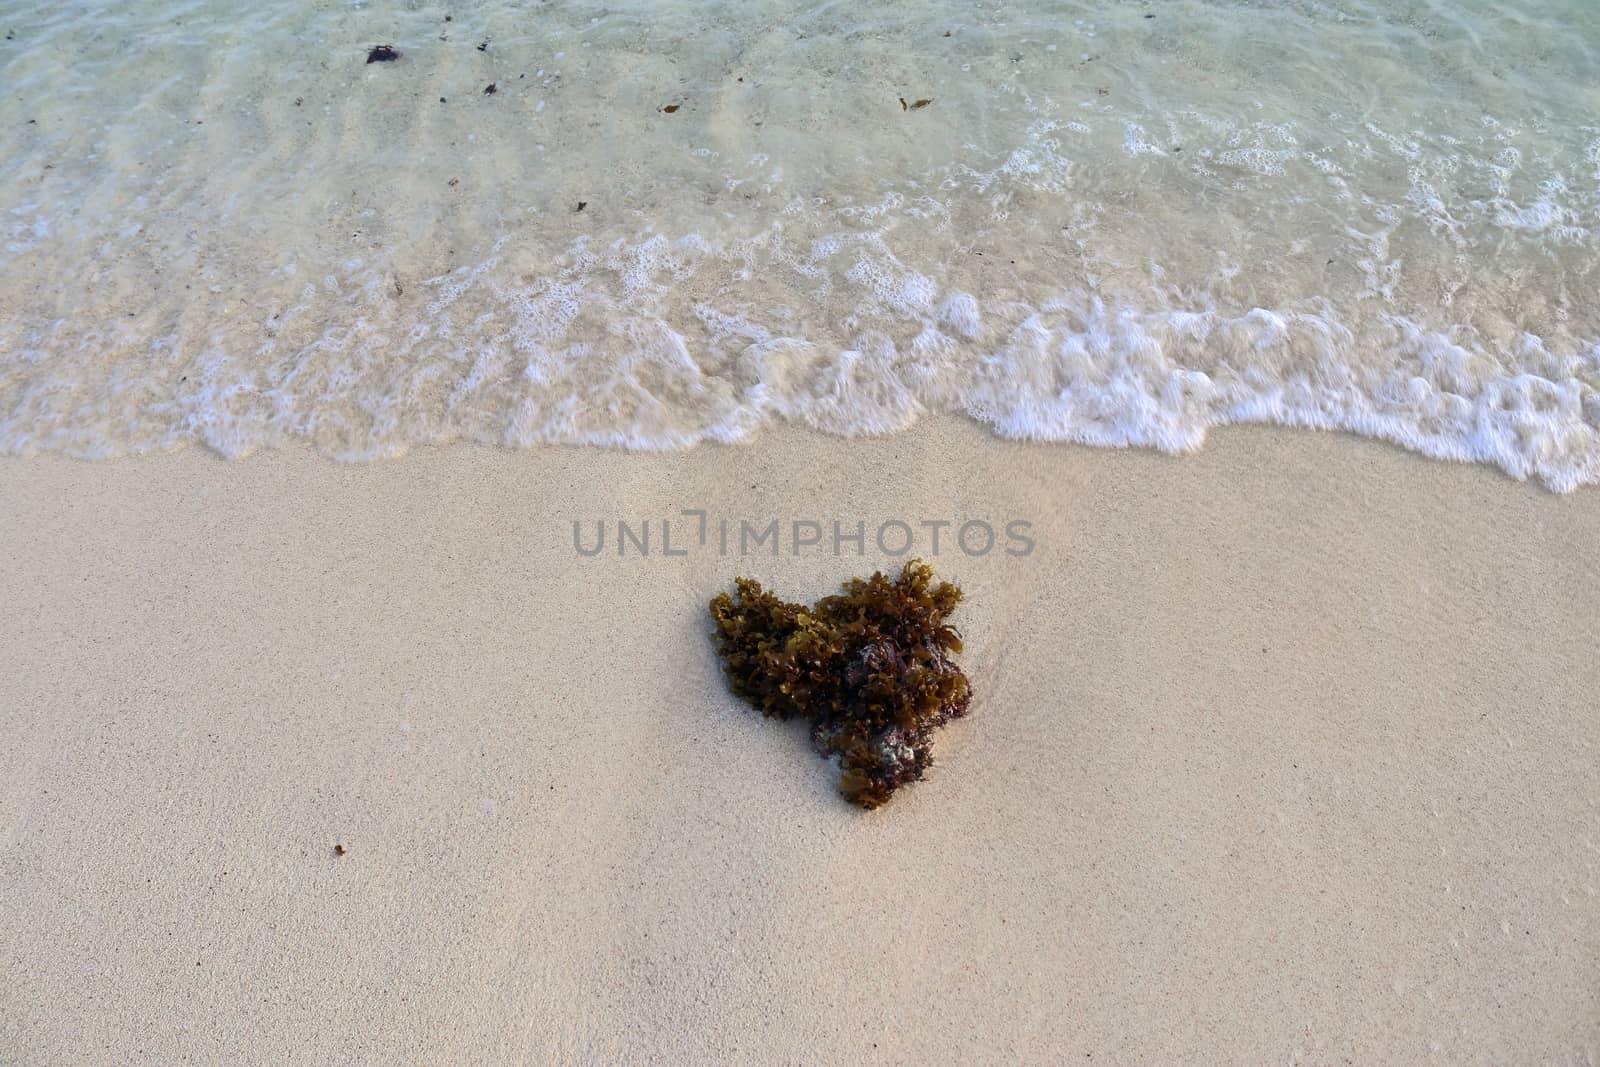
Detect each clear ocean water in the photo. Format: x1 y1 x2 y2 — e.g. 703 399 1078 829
1 0 1596 487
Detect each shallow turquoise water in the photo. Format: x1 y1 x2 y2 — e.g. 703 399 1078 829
1 0 1596 486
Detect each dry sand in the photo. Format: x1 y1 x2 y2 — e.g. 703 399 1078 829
2 420 1597 1063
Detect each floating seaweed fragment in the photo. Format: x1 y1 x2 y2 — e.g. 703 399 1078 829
708 560 972 809
366 45 400 63
660 103 681 113
575 201 587 212
483 82 497 95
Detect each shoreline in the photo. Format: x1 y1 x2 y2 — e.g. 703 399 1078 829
3 421 1597 1062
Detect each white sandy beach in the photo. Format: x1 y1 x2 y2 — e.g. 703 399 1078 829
2 422 1597 1063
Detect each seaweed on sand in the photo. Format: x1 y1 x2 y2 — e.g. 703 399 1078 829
708 561 972 809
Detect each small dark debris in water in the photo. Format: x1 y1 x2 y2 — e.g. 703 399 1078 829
294 97 303 106
448 177 459 186
1145 12 1156 18
394 278 404 296
1173 146 1183 152
737 76 743 82
477 38 489 52
1327 258 1335 265
660 103 680 113
907 98 932 110
367 44 401 63
27 118 36 124
440 96 447 103
575 201 587 212
709 561 972 810
483 82 497 95
1096 87 1109 96
4 30 13 40
444 14 452 21
943 31 952 37
333 843 346 857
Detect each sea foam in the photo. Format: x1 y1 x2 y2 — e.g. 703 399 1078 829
0 0 1596 487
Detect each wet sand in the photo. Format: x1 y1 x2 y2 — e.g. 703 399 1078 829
2 421 1597 1063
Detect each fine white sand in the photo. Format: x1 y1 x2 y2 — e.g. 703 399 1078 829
2 421 1597 1063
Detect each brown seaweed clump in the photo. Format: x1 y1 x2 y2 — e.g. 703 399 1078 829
708 560 971 809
